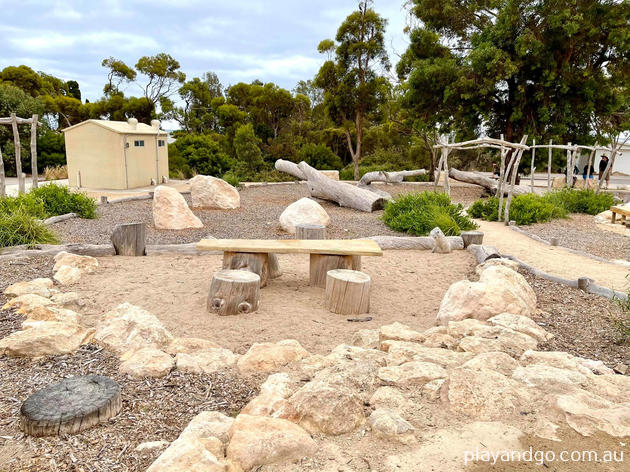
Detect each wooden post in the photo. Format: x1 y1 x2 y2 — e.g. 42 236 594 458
100 196 108 204
577 277 593 291
30 114 38 189
223 251 270 287
325 269 371 315
530 139 536 192
296 223 326 240
504 136 528 224
497 134 507 221
566 143 573 187
443 146 451 196
111 223 146 256
547 139 553 192
10 113 24 194
586 148 595 189
207 270 260 316
0 143 5 197
309 253 353 288
433 139 445 191
461 231 484 248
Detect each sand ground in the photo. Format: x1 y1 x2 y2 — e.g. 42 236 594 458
72 250 476 355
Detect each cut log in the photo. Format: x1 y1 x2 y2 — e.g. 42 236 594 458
460 231 484 248
310 253 353 288
325 269 371 315
20 375 121 437
467 244 501 263
207 269 260 316
295 223 326 240
42 213 78 225
268 253 282 279
298 161 387 212
358 169 426 186
223 251 270 287
0 143 5 197
0 243 116 260
274 159 305 180
448 168 537 196
111 223 147 256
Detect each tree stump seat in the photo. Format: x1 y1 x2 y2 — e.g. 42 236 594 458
325 269 371 315
207 269 261 316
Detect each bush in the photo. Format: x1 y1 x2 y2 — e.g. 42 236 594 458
43 165 68 180
545 189 614 215
0 209 59 248
169 134 233 178
222 171 240 187
508 193 566 225
0 192 47 219
383 192 478 236
339 163 430 182
613 276 630 342
30 184 97 219
297 143 343 170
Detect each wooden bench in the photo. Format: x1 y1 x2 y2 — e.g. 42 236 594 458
196 239 383 288
611 206 630 226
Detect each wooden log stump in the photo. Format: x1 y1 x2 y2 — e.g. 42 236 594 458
325 269 371 315
20 375 121 437
111 223 146 256
223 251 270 287
207 269 260 316
460 231 484 248
268 253 282 279
295 223 326 240
310 254 353 288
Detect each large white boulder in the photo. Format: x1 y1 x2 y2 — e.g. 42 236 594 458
190 175 240 210
53 266 82 285
153 185 203 230
0 322 94 357
175 348 239 374
53 251 98 273
436 265 537 325
278 197 330 234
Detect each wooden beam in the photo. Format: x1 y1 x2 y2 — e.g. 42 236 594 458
0 142 5 197
547 139 553 192
530 139 535 192
10 113 24 194
196 238 383 256
0 116 39 125
30 114 38 189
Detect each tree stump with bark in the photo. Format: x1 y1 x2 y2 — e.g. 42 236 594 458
223 252 270 287
325 269 371 315
111 223 146 256
460 231 484 248
295 224 326 240
20 375 121 437
207 269 260 316
309 254 354 288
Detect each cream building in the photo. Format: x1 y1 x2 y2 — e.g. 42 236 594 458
63 118 169 189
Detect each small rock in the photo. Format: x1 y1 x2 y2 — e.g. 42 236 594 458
369 386 410 410
176 348 239 374
2 294 53 312
351 328 379 349
462 352 520 377
120 348 175 378
50 291 82 307
279 198 330 234
378 361 447 387
422 379 445 401
614 363 628 375
153 185 203 230
53 251 98 273
22 305 80 325
379 322 424 345
0 322 94 357
166 337 222 355
368 408 416 444
487 313 553 342
237 340 309 374
4 278 54 298
53 266 82 285
135 441 170 453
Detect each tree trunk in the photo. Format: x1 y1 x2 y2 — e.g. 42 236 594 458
10 113 24 194
325 269 370 315
358 169 426 186
111 223 147 256
274 159 305 180
309 253 353 288
296 224 326 240
448 168 537 196
207 269 260 316
222 252 270 288
30 114 38 189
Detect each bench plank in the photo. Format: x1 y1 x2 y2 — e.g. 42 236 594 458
611 206 630 216
196 239 383 256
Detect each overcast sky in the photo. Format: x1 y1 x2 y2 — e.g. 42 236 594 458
0 0 409 102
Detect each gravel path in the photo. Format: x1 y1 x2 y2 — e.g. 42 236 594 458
525 214 630 262
50 183 484 245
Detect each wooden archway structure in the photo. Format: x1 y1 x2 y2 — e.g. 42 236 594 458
0 113 40 196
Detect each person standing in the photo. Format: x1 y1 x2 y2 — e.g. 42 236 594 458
599 155 610 189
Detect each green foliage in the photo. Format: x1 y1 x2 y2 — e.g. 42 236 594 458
0 209 59 248
383 192 477 236
169 134 233 178
222 171 240 187
544 189 615 215
297 143 342 170
0 193 47 219
234 123 264 174
468 197 500 221
30 184 97 219
37 130 66 169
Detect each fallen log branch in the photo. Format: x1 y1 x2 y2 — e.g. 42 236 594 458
274 160 305 180
0 243 116 260
448 168 540 196
366 235 463 250
358 169 426 186
467 244 501 263
43 213 77 225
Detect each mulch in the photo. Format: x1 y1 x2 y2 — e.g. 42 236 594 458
525 213 630 262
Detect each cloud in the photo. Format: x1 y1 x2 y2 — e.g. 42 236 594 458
9 31 159 53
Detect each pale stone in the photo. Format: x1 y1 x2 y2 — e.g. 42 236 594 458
50 291 82 307
381 340 473 368
176 348 239 374
147 438 225 472
512 364 587 392
166 337 222 355
135 441 170 453
430 227 452 254
237 340 309 374
488 313 553 342
379 322 424 345
422 379 445 401
226 414 317 471
445 367 532 420
457 330 538 358
2 294 53 312
241 373 299 421
311 359 381 398
474 258 520 275
120 348 175 378
289 380 365 435
351 328 379 349
447 319 497 338
4 278 53 298
53 265 82 285
369 386 410 410
422 332 458 349
278 197 330 234
298 354 335 377
260 373 295 398
190 175 240 210
520 350 614 376
0 322 94 357
153 185 203 230
369 408 416 444
378 361 447 387
436 265 537 325
22 305 80 325
462 352 520 377
326 343 387 366
53 251 99 273
180 411 235 444
94 303 174 355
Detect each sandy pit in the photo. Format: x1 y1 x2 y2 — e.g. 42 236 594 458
72 250 476 354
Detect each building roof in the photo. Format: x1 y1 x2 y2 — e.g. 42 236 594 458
63 119 167 135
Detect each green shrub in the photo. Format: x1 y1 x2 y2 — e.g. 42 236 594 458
0 193 47 218
297 143 343 170
0 209 59 248
468 194 565 225
30 184 97 219
383 192 478 236
222 171 240 187
468 197 500 221
613 276 630 342
544 189 614 215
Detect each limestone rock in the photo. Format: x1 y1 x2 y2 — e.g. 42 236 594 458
368 408 416 444
176 348 239 374
120 348 175 378
53 251 99 273
0 322 94 357
240 373 299 421
430 227 452 254
512 364 587 393
153 185 203 230
4 278 53 298
326 343 387 366
94 303 174 354
382 340 472 368
379 322 424 345
457 329 538 358
135 441 170 453
2 293 53 312
488 313 553 342
289 380 365 435
378 361 447 387
226 414 317 471
475 258 520 275
436 265 537 325
447 319 497 339
422 379 446 401
22 305 80 325
190 175 240 209
462 352 520 377
180 411 235 444
279 198 330 234
520 350 615 376
50 291 82 307
369 386 410 410
53 265 82 285
351 328 379 349
166 337 222 355
422 332 458 349
237 340 309 374
147 438 225 472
